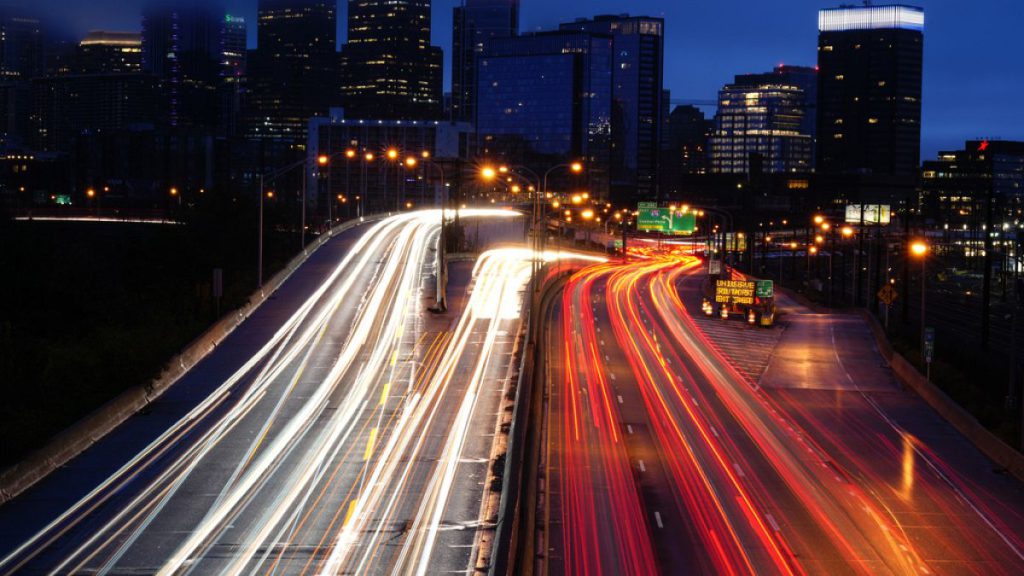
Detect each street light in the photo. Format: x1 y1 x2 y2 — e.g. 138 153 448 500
911 239 930 377
481 166 497 181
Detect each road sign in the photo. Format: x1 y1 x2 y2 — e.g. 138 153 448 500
877 284 899 305
755 280 774 299
636 203 696 235
708 260 722 275
715 279 756 306
924 327 935 363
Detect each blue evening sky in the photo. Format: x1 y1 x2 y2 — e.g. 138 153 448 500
13 0 1024 158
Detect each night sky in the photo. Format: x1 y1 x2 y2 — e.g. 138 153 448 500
12 0 1023 159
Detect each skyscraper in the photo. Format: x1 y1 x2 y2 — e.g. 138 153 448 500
816 4 924 177
0 10 44 150
559 15 664 202
710 70 814 175
477 31 613 198
340 0 443 121
248 0 337 142
451 0 519 123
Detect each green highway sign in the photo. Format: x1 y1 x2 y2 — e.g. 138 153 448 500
755 280 774 298
636 204 696 235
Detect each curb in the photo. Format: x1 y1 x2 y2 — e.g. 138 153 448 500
0 215 386 504
859 309 1024 483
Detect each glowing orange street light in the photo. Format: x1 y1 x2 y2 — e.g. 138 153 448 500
421 150 431 159
498 165 509 174
841 226 854 238
386 148 399 160
809 246 819 255
86 188 96 198
910 240 928 257
169 187 178 196
821 222 832 231
571 194 583 205
552 200 560 209
581 209 595 220
266 190 275 199
481 166 497 180
345 149 357 159
317 154 329 166
404 156 418 168
814 215 825 225
570 161 583 173
789 241 798 249
365 152 375 162
815 234 825 244
511 185 521 193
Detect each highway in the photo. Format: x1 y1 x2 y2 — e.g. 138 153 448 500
539 253 1024 575
0 209 535 575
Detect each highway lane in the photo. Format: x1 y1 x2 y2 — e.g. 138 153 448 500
0 210 535 575
541 254 1024 575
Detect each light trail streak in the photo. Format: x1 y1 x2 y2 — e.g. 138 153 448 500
0 209 526 576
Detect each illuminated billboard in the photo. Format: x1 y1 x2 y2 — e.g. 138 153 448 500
845 204 891 225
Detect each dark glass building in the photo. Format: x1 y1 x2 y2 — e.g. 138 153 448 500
451 0 519 123
816 4 924 178
559 15 664 202
710 66 815 175
0 10 44 151
661 104 712 195
341 0 443 121
477 31 613 198
248 0 337 143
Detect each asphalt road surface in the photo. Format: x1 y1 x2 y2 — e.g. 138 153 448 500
539 254 1024 575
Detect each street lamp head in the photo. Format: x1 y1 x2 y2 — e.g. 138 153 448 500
405 156 418 168
841 226 854 238
421 150 430 159
790 242 798 249
581 209 595 220
345 149 356 159
86 188 95 198
365 152 375 162
511 185 521 193
570 162 584 174
911 240 929 257
809 246 819 254
815 235 824 244
317 154 329 166
571 194 583 205
552 200 560 209
814 215 825 225
169 187 178 196
481 166 497 180
498 165 509 174
266 190 274 199
821 222 831 231
387 148 399 160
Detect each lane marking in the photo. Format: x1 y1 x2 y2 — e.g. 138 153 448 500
379 383 390 406
617 394 624 405
654 511 663 529
343 500 358 528
733 463 745 478
765 513 781 532
364 428 378 461
638 460 646 473
626 424 634 435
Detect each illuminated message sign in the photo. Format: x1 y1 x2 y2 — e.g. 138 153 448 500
715 279 756 306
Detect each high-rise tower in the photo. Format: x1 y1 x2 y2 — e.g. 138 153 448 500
451 0 519 123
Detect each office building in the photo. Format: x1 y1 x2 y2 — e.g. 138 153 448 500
816 4 924 177
451 0 519 123
661 104 713 195
309 114 474 214
75 31 142 74
710 68 814 175
921 140 1024 227
559 15 665 201
247 0 337 143
476 31 613 199
341 0 443 121
0 10 44 150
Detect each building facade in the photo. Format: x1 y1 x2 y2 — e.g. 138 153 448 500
816 4 924 177
451 0 519 123
247 0 337 143
75 31 142 75
921 140 1024 227
309 115 474 214
559 15 664 202
340 0 443 121
710 68 814 175
661 104 713 196
476 31 613 199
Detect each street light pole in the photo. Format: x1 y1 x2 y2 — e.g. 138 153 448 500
258 173 264 289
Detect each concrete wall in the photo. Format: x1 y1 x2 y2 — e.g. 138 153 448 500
861 310 1024 482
